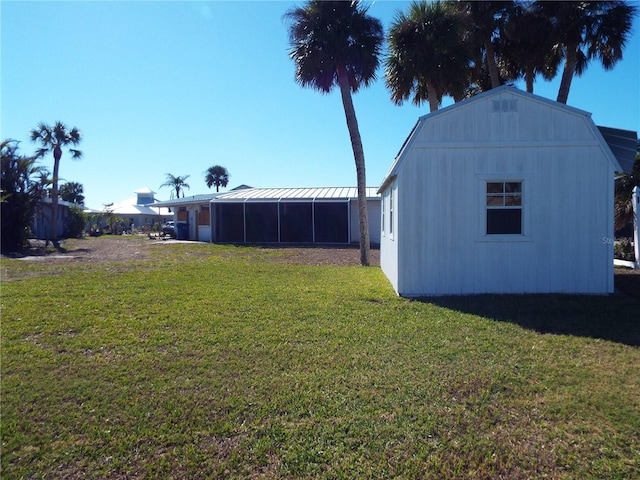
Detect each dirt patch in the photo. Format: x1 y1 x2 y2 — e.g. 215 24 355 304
2 236 152 265
257 244 380 267
1 235 379 267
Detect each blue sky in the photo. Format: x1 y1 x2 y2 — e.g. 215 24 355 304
2 1 638 210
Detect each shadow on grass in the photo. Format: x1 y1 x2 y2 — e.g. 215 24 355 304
421 293 640 347
1 239 68 258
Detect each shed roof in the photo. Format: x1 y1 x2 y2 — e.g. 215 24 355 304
213 186 379 202
378 86 630 192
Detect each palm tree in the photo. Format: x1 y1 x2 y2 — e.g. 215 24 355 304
30 121 82 241
285 0 383 266
455 1 510 91
1 139 50 249
204 165 229 192
160 173 190 199
537 1 637 104
59 181 85 205
385 0 472 112
501 2 562 93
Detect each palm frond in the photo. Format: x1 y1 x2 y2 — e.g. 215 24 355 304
285 0 383 94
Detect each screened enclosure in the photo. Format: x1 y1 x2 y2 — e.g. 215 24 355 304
213 200 350 244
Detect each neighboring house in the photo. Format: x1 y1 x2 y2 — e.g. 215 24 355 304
31 198 76 239
378 86 631 296
152 193 222 242
154 186 381 245
105 188 172 231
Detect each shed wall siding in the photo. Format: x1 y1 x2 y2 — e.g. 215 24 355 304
396 144 613 296
380 186 399 292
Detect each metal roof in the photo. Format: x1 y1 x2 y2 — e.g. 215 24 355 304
213 187 380 202
151 193 221 207
107 196 171 216
597 126 637 174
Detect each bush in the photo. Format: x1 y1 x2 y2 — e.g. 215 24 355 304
614 237 635 262
63 205 86 238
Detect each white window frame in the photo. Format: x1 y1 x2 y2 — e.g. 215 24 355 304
477 176 531 242
389 186 394 238
381 192 386 235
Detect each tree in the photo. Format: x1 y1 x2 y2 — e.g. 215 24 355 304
1 139 49 250
204 165 229 192
160 173 190 199
455 1 511 91
59 181 85 205
30 121 82 240
285 0 383 266
385 0 472 112
537 1 637 104
615 144 640 232
501 2 561 93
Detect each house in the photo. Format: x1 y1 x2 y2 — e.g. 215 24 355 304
31 198 77 239
152 193 222 241
153 186 381 245
105 188 172 231
378 86 629 296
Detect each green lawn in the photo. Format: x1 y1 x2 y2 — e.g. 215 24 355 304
2 237 639 479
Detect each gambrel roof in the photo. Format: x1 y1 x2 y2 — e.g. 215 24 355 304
378 86 633 192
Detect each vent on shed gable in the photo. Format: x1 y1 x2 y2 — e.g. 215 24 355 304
492 99 518 113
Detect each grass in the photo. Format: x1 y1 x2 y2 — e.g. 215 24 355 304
2 237 639 479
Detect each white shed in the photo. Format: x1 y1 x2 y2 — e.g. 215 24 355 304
378 86 623 296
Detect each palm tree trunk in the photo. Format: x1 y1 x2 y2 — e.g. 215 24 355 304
484 34 501 89
525 69 534 93
337 65 371 266
51 146 62 241
557 44 577 104
426 79 439 113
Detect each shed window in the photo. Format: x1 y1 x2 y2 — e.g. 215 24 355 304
381 195 386 234
389 189 394 236
486 181 522 234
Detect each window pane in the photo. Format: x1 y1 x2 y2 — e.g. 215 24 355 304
486 195 504 206
486 182 504 194
505 194 522 206
505 182 522 193
487 209 522 234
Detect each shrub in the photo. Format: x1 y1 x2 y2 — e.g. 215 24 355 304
63 205 86 238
